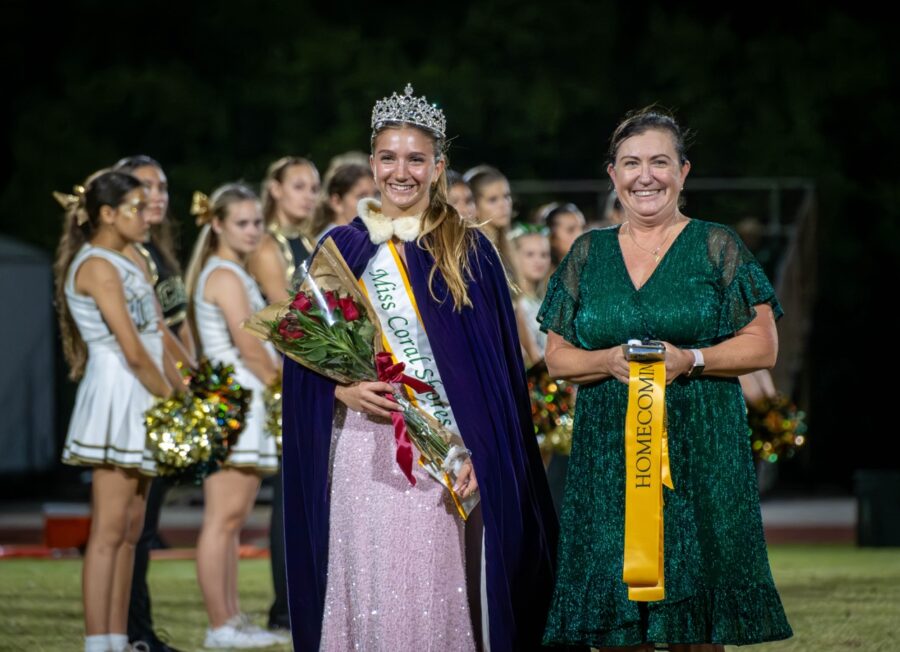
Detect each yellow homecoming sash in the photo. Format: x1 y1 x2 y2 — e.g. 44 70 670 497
623 359 674 601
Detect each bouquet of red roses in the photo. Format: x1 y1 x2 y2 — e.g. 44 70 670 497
244 238 477 519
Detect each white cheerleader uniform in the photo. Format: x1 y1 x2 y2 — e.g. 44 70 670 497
61 245 163 473
194 257 279 474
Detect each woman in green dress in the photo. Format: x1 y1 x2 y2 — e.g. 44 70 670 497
539 108 792 651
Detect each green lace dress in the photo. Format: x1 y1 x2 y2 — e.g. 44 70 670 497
538 220 793 647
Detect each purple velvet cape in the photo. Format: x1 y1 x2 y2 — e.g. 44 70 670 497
281 219 562 651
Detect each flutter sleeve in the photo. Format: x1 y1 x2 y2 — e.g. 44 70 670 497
710 225 784 338
537 232 591 345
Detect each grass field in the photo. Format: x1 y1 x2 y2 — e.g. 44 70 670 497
1 545 898 651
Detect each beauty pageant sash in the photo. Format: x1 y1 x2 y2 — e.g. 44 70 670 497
361 241 461 431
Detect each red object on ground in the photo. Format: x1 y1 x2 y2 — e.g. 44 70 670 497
44 515 91 549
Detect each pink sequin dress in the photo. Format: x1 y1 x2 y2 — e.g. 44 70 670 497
319 405 475 652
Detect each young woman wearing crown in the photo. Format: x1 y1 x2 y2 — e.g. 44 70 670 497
280 85 565 652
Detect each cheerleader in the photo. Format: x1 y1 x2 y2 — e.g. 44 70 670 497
113 155 191 652
248 156 320 302
447 169 477 221
247 156 328 633
54 169 174 652
306 162 375 243
509 225 552 368
538 201 585 273
183 183 285 649
464 164 515 274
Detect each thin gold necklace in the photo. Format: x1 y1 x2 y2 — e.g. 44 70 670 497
624 217 680 263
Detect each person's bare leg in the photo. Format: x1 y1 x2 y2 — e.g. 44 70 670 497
227 470 262 618
197 468 260 627
108 475 149 635
596 645 655 652
82 466 140 635
670 644 725 652
223 532 240 618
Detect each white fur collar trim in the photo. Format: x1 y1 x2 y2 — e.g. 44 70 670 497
357 198 421 245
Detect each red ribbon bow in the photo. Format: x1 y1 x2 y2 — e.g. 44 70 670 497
375 351 434 486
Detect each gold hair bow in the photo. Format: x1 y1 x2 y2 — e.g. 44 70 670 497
52 185 88 225
190 191 212 225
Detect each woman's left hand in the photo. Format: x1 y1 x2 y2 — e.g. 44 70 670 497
662 342 694 384
454 459 478 499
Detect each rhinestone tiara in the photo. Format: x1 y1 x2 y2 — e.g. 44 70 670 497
371 83 446 138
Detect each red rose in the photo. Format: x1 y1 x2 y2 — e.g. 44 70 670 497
339 296 361 322
324 290 339 311
277 315 304 340
290 292 312 312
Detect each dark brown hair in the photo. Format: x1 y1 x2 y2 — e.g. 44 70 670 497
54 170 143 379
607 105 692 166
307 163 373 238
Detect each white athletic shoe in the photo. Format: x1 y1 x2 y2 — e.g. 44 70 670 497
234 614 290 644
203 623 280 649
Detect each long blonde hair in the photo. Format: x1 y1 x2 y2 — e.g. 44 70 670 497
372 124 478 311
53 170 143 379
184 182 259 352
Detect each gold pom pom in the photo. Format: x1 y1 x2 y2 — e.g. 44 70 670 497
145 394 221 480
264 374 283 456
144 358 253 484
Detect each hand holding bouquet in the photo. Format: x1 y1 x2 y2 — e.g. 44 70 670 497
244 238 478 519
